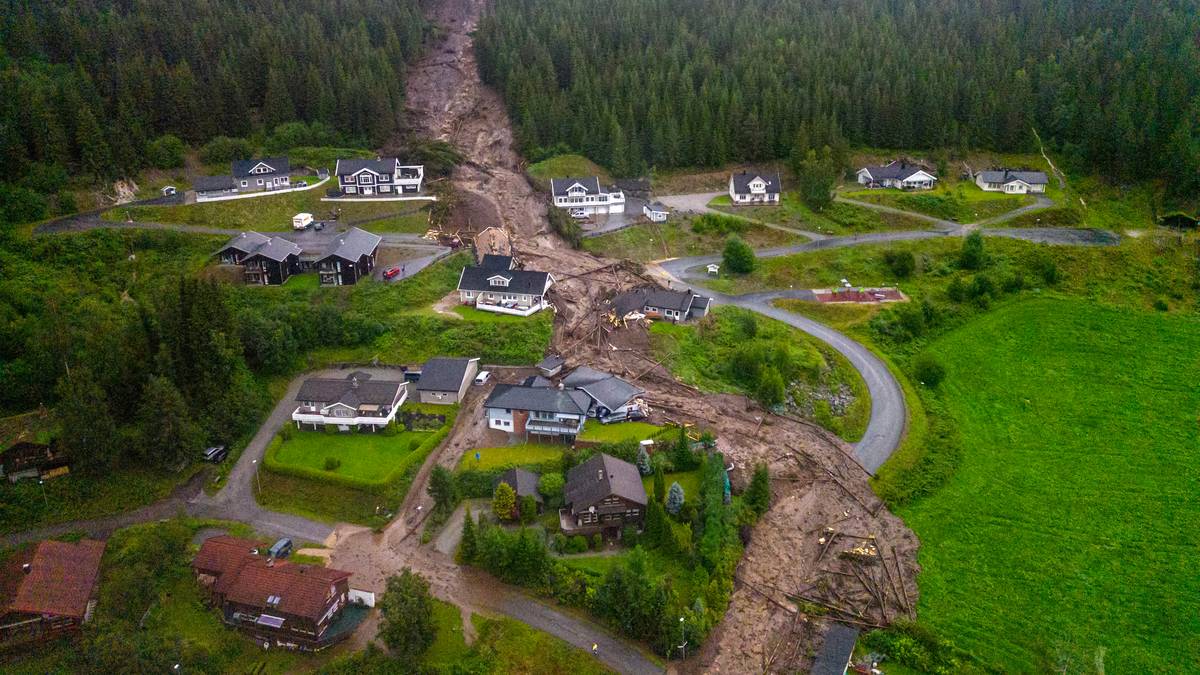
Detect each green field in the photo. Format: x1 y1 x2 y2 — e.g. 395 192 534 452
641 470 701 503
582 215 804 263
527 153 610 184
579 420 662 443
271 428 432 482
711 192 930 235
897 299 1200 672
842 185 1034 223
457 444 564 471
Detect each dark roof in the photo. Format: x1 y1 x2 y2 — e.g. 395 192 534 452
496 468 543 502
294 373 405 408
550 176 602 197
562 366 644 412
457 266 552 295
612 286 707 315
564 453 647 511
537 354 565 371
484 384 591 416
193 174 237 191
0 539 105 619
0 441 68 474
521 375 553 388
246 236 302 262
858 160 935 181
222 231 271 255
977 169 1049 185
319 227 382 263
416 357 478 393
479 254 515 271
232 157 289 178
811 623 860 675
334 158 397 177
614 178 651 192
730 171 782 195
645 201 669 213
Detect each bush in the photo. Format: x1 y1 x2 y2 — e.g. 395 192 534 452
565 535 589 554
145 134 186 169
913 354 946 388
621 525 640 547
1154 298 1169 311
279 424 294 441
756 367 786 407
550 533 567 553
691 213 747 236
722 235 757 274
324 457 342 471
519 495 537 524
199 136 255 165
882 249 916 278
591 533 603 550
958 231 986 270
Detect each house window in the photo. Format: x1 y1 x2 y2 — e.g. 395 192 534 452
359 175 372 184
346 186 357 194
257 179 263 186
241 180 248 187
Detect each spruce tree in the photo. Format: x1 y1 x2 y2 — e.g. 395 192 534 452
459 508 477 563
666 482 686 515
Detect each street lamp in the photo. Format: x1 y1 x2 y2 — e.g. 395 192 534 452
37 479 47 508
678 616 687 660
251 459 262 494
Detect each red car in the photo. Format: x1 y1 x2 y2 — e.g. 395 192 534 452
383 266 402 280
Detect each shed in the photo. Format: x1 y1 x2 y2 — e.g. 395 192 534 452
537 354 565 377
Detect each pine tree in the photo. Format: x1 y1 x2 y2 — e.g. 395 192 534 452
136 376 202 471
492 481 517 521
745 464 771 517
54 366 119 472
636 446 652 475
458 508 477 563
666 482 685 515
74 105 112 179
653 466 666 504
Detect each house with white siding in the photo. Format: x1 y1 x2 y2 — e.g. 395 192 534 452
856 161 937 190
728 171 781 205
550 177 625 215
334 158 424 196
974 170 1049 194
456 264 554 316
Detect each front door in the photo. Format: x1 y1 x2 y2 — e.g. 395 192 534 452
364 187 374 196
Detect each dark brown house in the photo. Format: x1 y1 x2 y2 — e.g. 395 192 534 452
560 453 647 535
0 539 105 650
0 442 70 483
316 227 381 286
193 536 355 651
216 231 302 286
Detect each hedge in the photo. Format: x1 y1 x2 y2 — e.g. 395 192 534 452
456 459 563 498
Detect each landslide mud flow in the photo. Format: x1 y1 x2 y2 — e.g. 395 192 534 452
343 0 923 670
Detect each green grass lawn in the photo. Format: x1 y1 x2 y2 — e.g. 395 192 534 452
527 153 610 184
560 545 698 606
270 429 431 483
457 444 564 471
896 299 1200 672
451 305 539 323
355 207 430 234
642 470 701 504
842 184 1034 223
466 612 614 674
424 599 472 667
579 420 662 443
711 191 930 235
582 214 803 263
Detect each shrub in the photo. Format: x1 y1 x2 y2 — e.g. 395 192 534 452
1028 252 1061 285
145 134 186 169
1154 298 1169 311
621 525 640 547
199 136 255 164
882 249 916 278
324 457 341 471
550 533 567 553
913 354 946 388
518 495 537 524
280 425 294 441
691 213 747 236
492 481 516 521
591 533 603 550
538 472 565 506
744 464 771 517
958 231 986 270
566 535 589 554
756 367 786 407
722 235 756 274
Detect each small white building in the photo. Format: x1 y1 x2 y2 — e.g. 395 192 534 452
643 202 669 222
856 161 937 190
706 263 720 276
975 170 1049 194
728 171 781 205
550 177 625 215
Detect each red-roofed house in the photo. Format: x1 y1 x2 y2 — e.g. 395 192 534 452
0 539 105 650
193 535 358 650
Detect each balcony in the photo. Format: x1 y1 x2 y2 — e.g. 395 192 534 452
475 297 547 317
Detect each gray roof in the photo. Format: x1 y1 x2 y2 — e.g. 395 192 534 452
977 169 1049 185
730 171 781 195
611 286 706 315
457 266 552 295
645 201 669 213
562 366 644 412
479 254 514 271
245 236 302 262
537 354 565 371
521 375 553 388
334 158 397 177
232 157 289 179
496 468 543 503
319 227 382 263
416 357 478 393
484 384 591 416
193 175 236 191
294 373 405 408
564 453 647 511
221 231 271 255
550 176 602 197
858 160 934 181
810 624 860 675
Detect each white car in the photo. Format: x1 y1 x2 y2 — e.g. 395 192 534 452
474 370 491 386
569 208 588 219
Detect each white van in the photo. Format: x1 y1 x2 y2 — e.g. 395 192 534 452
292 212 314 230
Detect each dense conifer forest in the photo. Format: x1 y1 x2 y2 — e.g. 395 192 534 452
0 0 427 182
477 0 1200 196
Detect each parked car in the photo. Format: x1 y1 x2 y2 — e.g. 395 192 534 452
569 208 588 219
202 445 228 463
474 370 491 386
383 266 402 280
268 538 293 559
294 180 308 188
313 221 325 231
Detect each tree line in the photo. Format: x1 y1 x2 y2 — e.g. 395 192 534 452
0 0 427 189
476 0 1200 196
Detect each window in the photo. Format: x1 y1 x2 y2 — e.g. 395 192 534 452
359 174 372 184
241 180 248 187
257 178 263 186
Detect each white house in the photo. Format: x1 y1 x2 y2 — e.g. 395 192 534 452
291 372 407 431
728 171 781 205
643 201 669 222
483 382 591 443
550 177 625 215
456 264 555 316
975 170 1049 194
334 158 424 196
856 161 937 190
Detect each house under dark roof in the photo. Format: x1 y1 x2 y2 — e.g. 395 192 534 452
1 441 69 482
550 176 602 197
457 266 552 295
521 375 553 388
222 231 271 255
484 384 591 416
977 169 1049 185
562 366 644 414
1 539 106 622
646 201 669 213
479 254 515 271
416 357 478 393
232 157 289 178
319 227 382 263
294 372 404 408
334 158 397 176
611 286 711 321
810 623 860 675
247 237 302 262
730 171 781 195
537 354 565 376
564 453 647 512
193 175 237 192
859 160 932 181
495 468 543 503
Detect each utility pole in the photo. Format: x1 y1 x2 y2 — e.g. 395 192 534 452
251 459 262 494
